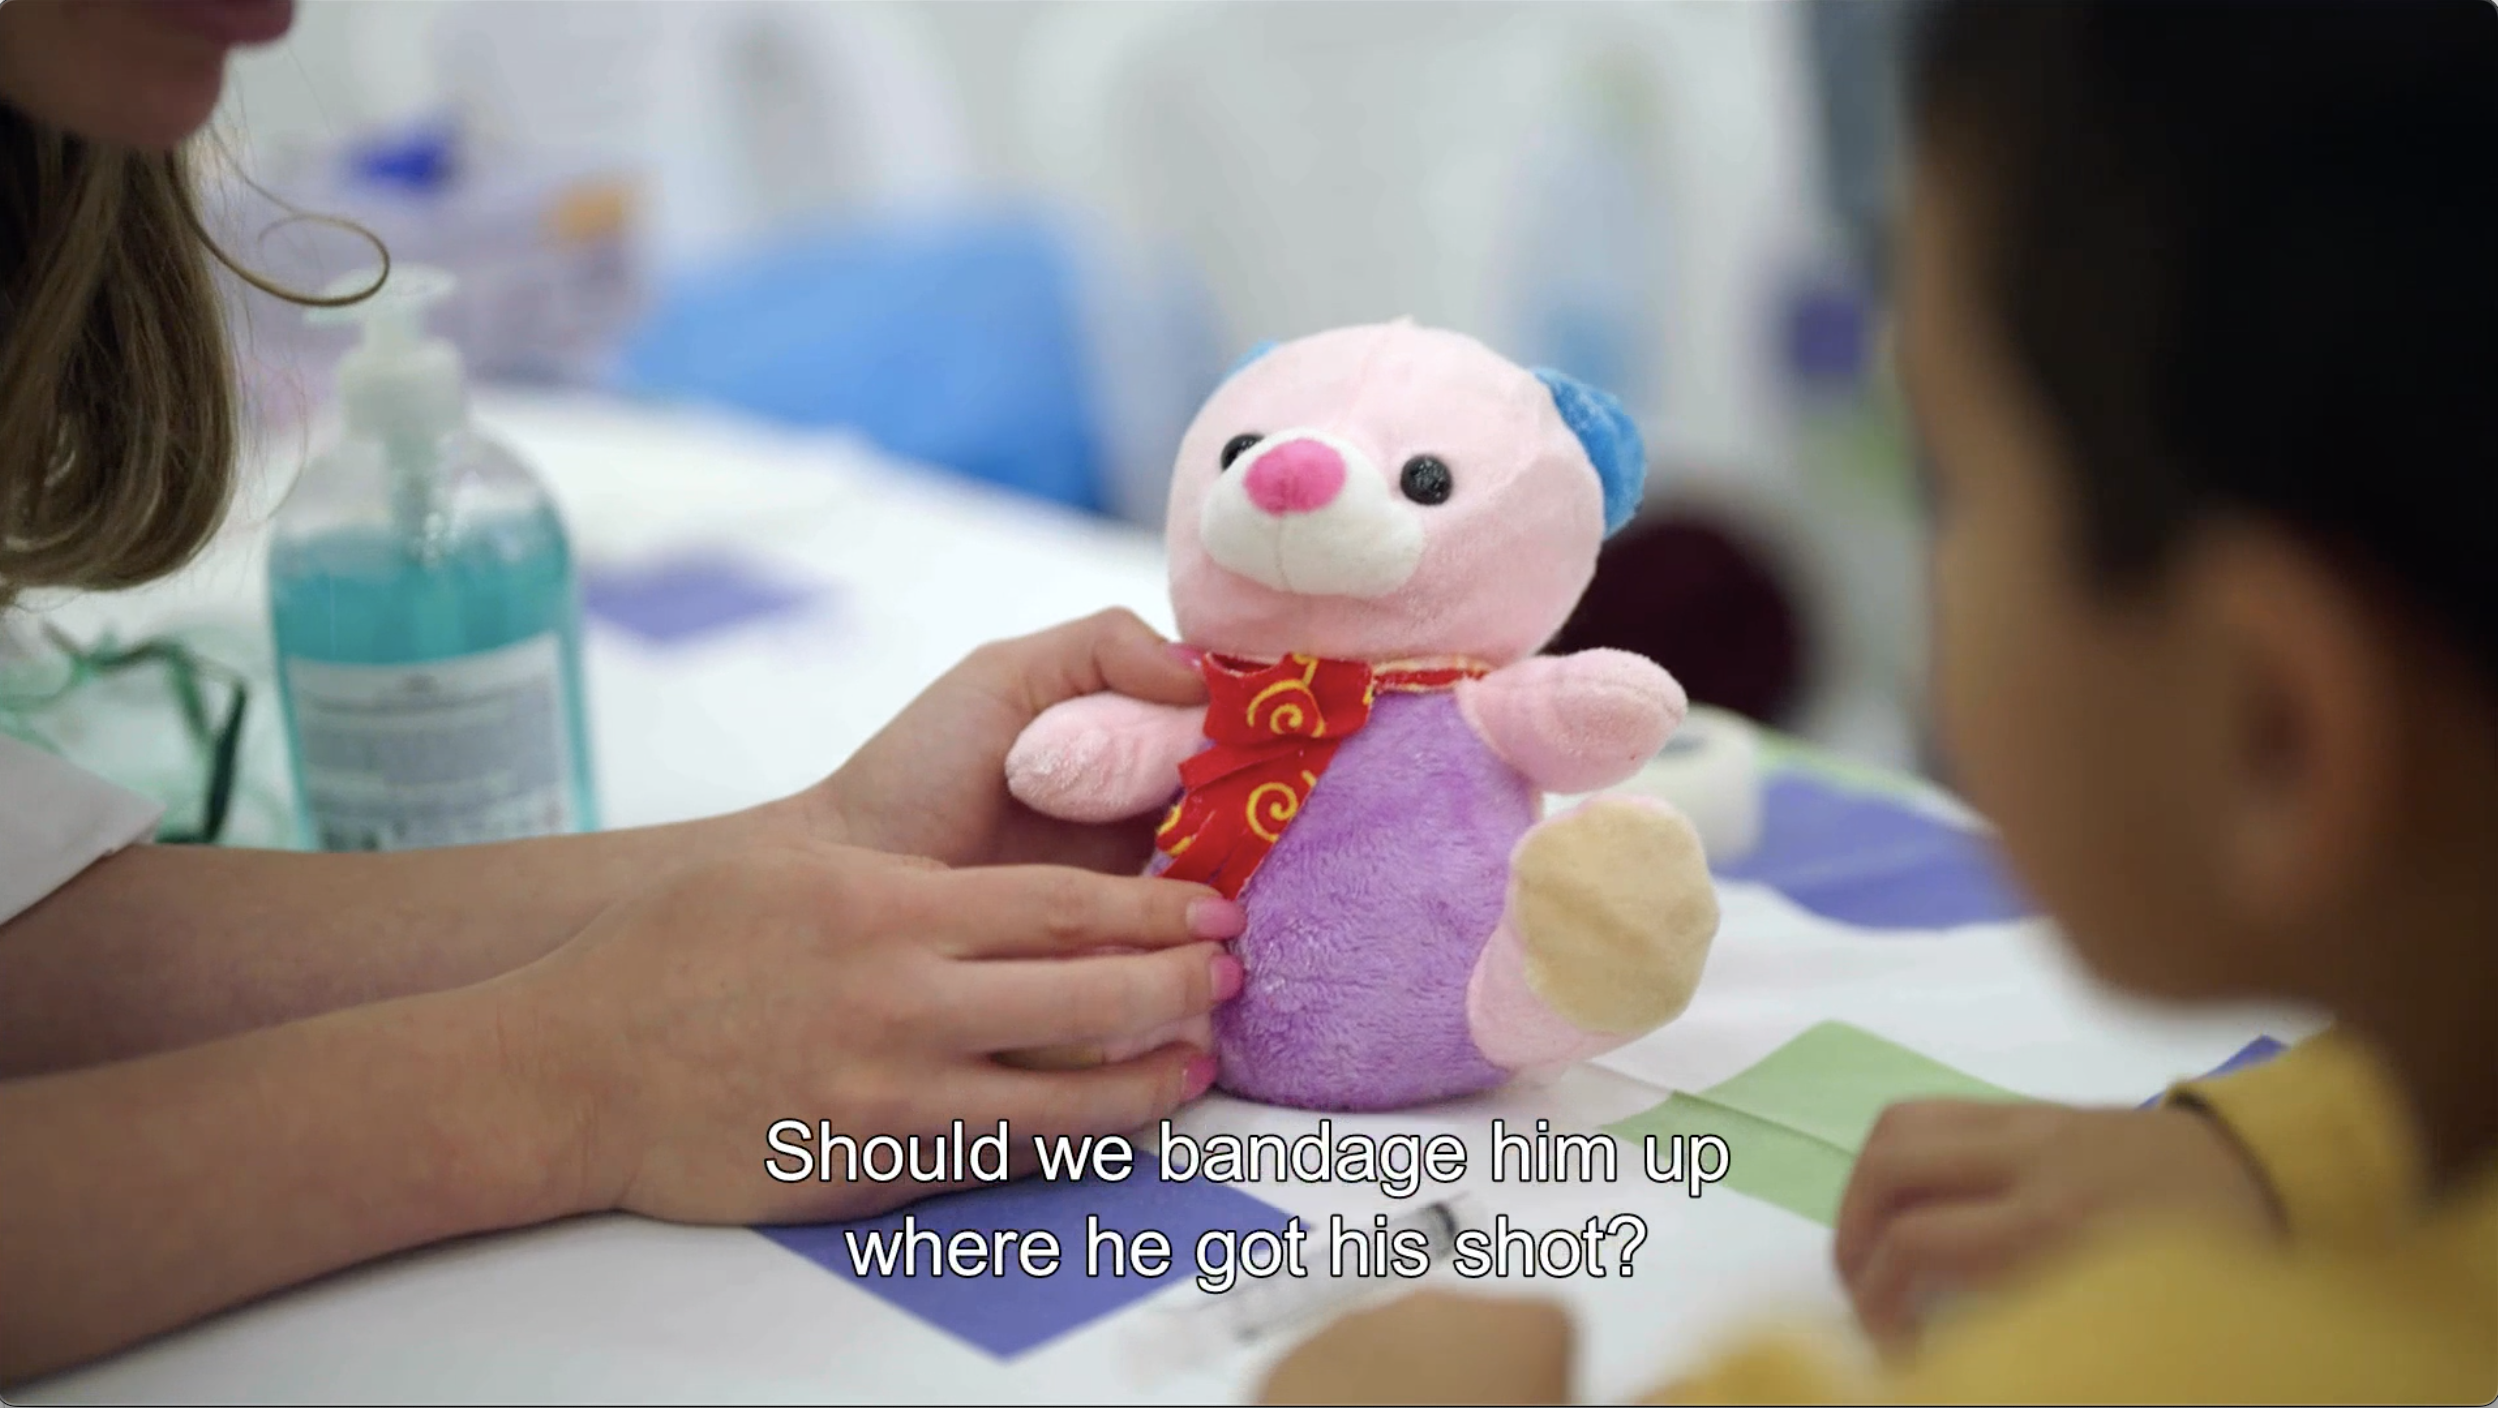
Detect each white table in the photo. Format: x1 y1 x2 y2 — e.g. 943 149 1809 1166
18 393 2318 1404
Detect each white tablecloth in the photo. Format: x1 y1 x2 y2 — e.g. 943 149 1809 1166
17 392 2318 1404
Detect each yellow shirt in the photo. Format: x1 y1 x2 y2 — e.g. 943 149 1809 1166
2171 1026 2425 1245
1658 1031 2498 1404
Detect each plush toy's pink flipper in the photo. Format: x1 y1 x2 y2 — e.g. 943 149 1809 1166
1006 694 1204 823
1465 793 1717 1072
1466 919 1623 1073
1455 649 1687 796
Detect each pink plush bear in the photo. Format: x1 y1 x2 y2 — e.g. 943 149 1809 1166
1006 320 1719 1111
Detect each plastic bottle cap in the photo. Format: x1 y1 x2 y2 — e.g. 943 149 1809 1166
306 265 467 442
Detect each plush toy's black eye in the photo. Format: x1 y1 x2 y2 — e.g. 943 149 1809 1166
1399 455 1454 505
1220 433 1263 470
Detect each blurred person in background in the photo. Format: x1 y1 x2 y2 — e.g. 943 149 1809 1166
0 0 1246 1382
1266 0 2498 1401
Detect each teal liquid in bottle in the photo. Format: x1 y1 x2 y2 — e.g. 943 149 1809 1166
269 267 596 851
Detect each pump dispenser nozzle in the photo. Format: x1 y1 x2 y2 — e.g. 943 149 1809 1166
309 265 466 443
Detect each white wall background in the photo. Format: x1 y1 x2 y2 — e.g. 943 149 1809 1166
213 2 1918 767
217 0 1840 484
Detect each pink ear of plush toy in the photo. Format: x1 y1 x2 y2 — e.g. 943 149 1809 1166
1005 320 1719 1111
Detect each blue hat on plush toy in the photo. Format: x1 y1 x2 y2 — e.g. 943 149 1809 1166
1222 339 1645 538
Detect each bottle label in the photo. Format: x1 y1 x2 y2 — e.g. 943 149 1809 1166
285 633 577 851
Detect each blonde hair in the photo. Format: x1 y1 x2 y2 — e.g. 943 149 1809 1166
0 106 376 601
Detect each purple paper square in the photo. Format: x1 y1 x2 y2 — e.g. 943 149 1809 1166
583 554 818 645
2203 1034 2289 1079
755 1160 1291 1358
2139 1035 2287 1109
1713 772 2035 931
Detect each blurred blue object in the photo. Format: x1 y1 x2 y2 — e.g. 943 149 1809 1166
613 213 1108 513
1784 282 1872 391
1536 306 1643 412
347 119 461 194
581 553 822 647
1713 771 2034 931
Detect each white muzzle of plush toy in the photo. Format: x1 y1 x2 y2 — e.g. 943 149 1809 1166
1197 428 1426 598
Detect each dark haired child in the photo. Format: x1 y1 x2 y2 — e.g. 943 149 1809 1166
1262 1 2498 1400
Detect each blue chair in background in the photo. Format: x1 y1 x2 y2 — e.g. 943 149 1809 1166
612 212 1114 513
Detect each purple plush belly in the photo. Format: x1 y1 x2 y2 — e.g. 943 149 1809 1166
1202 691 1536 1110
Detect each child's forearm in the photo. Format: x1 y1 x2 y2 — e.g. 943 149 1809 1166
0 980 589 1385
0 800 800 1077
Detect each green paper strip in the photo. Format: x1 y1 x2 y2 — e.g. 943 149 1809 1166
1699 1020 2026 1153
1608 1092 1854 1226
1604 1021 2033 1227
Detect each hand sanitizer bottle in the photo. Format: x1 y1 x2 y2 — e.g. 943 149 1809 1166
268 265 597 851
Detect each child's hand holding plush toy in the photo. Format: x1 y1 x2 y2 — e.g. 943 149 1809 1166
1007 321 1719 1111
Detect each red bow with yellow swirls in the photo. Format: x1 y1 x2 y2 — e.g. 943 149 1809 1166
1155 652 1489 899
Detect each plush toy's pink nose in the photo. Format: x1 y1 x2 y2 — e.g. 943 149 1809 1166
1242 438 1346 515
